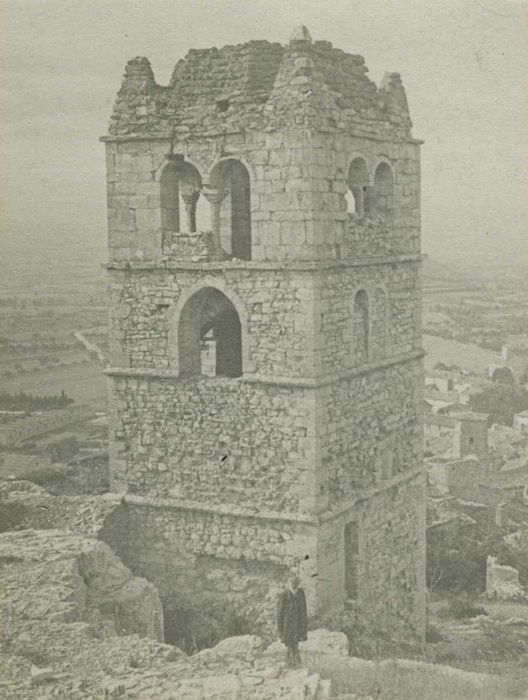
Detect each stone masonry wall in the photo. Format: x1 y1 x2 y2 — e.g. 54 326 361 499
108 261 419 379
316 472 426 639
108 375 317 512
321 359 423 504
108 37 412 140
108 267 317 378
105 131 420 264
317 261 421 375
104 32 425 640
103 501 319 636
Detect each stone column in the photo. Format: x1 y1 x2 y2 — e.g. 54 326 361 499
180 188 201 233
351 186 364 217
363 185 375 216
202 186 228 251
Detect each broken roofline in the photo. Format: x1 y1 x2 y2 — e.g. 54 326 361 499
107 26 414 138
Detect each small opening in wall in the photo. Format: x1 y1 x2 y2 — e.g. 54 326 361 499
344 522 359 600
217 99 229 113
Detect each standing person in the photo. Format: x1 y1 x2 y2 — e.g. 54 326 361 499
277 574 308 667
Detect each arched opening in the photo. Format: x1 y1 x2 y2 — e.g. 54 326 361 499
353 289 369 363
346 158 370 217
344 189 357 214
209 159 251 260
373 162 394 220
160 160 202 233
178 287 242 378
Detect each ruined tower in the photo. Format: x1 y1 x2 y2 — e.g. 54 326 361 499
103 27 426 638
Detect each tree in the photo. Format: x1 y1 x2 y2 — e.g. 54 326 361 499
470 384 528 426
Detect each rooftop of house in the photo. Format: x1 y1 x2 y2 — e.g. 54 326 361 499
485 463 528 491
449 411 489 423
427 497 477 530
107 26 413 140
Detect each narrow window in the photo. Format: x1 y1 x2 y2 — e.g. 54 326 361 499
353 289 369 363
344 522 359 600
373 162 394 220
209 159 252 260
372 287 388 360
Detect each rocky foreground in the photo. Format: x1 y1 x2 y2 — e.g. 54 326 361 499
0 528 336 699
2 528 522 700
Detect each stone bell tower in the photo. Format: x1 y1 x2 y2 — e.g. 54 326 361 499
103 26 426 638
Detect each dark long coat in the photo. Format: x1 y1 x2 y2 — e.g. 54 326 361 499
277 588 308 645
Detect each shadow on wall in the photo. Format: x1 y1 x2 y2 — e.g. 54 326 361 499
163 590 253 653
98 506 286 651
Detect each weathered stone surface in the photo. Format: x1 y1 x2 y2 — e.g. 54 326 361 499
108 35 412 141
205 634 265 656
265 629 348 658
301 629 349 656
0 529 164 647
103 29 426 642
0 479 122 535
486 555 527 602
0 529 334 698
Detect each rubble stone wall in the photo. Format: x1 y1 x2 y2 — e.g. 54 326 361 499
321 358 423 502
108 260 420 377
108 267 317 376
108 375 317 510
101 501 318 635
103 33 425 640
316 471 426 638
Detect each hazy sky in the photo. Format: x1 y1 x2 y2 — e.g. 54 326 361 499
1 0 527 266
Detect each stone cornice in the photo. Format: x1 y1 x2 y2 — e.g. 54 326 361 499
318 466 425 524
115 464 424 526
105 348 425 387
100 133 424 146
103 254 423 273
121 493 316 524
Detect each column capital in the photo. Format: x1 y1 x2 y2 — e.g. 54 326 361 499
201 185 228 205
180 187 201 206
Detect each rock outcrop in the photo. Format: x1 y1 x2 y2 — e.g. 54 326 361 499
0 479 121 536
0 528 331 698
486 555 527 602
265 629 349 658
